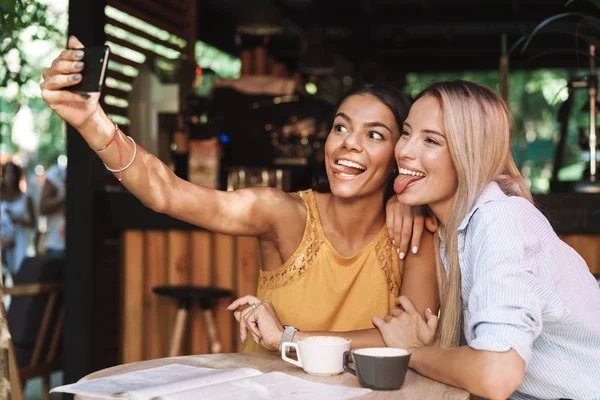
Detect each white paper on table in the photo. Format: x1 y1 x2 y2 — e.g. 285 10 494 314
50 364 262 398
158 371 372 400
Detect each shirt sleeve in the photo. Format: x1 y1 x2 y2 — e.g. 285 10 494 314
465 199 545 365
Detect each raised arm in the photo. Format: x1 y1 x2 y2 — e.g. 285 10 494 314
41 37 296 237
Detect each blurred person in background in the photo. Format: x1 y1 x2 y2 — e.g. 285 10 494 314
1 162 36 275
40 161 66 256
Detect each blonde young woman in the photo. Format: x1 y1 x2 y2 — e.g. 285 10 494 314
373 80 600 400
41 37 438 352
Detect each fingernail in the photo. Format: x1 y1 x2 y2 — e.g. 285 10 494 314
80 93 90 99
412 246 418 254
392 240 396 246
72 73 82 81
74 61 84 69
396 248 400 255
75 50 84 58
427 308 433 314
253 337 259 344
240 334 245 343
399 252 405 260
226 304 231 310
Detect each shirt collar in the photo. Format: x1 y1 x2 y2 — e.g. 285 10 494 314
457 181 507 233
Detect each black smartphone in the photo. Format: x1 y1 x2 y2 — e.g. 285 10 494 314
68 45 111 92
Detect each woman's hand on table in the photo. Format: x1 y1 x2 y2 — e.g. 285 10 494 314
386 197 436 260
41 36 102 132
372 296 438 350
227 295 284 351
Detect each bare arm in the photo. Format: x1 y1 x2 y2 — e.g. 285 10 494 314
81 110 297 237
399 231 439 315
410 346 525 400
40 37 299 239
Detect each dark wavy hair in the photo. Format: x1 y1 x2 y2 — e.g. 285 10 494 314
1 162 23 194
314 83 412 199
333 83 412 128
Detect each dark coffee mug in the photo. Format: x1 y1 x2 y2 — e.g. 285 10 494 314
343 347 411 390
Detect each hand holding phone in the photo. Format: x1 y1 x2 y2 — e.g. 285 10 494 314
41 36 108 131
67 45 110 93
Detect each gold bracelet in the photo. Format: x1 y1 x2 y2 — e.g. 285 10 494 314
103 136 137 181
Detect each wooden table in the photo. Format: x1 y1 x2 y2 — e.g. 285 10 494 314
77 353 469 399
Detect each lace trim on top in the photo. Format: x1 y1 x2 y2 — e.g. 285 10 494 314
258 190 400 294
373 231 401 296
258 190 324 290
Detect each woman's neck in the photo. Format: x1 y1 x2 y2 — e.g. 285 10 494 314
429 200 450 227
321 191 386 245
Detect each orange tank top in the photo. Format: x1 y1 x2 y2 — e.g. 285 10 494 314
242 190 400 352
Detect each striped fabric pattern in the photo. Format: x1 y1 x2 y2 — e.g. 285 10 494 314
442 182 600 399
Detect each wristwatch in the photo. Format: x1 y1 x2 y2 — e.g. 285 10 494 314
279 325 298 351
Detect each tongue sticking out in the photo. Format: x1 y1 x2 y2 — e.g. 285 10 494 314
335 164 365 176
394 174 424 194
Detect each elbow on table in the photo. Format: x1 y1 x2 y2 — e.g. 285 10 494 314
476 352 525 400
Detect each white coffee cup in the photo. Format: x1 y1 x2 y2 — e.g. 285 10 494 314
281 336 351 376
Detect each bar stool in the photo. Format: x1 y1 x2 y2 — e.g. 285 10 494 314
153 285 233 356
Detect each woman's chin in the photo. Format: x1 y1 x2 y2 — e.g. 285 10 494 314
396 192 426 206
329 185 358 198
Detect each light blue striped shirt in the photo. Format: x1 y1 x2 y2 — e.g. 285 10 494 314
441 182 600 399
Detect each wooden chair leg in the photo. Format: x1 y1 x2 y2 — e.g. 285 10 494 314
202 309 221 354
8 340 23 400
168 303 188 357
42 374 50 400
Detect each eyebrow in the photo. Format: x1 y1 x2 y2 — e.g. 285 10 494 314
403 121 446 138
335 112 392 133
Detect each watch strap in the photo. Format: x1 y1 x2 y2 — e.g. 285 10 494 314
279 325 298 351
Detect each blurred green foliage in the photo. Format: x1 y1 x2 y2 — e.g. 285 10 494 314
1 0 66 166
405 69 587 193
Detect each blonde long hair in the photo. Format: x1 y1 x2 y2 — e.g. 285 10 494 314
416 81 533 348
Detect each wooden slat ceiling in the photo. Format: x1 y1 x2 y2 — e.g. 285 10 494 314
106 0 188 38
102 0 190 127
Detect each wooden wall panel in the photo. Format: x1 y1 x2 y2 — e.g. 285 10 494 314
166 231 191 354
143 231 167 360
121 231 144 363
121 229 257 362
559 234 600 275
235 237 260 351
190 232 212 355
213 234 235 353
